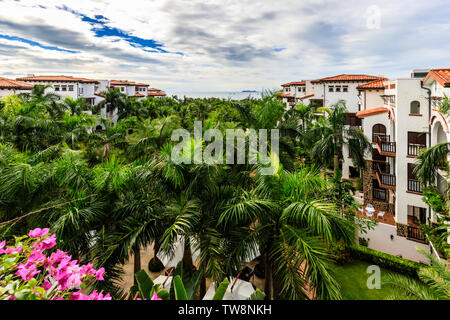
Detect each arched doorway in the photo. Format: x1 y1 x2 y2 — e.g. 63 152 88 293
372 124 386 142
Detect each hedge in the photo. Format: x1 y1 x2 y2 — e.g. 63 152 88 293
349 245 424 278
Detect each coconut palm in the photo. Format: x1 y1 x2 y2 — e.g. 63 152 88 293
219 164 355 300
61 97 91 116
309 100 371 172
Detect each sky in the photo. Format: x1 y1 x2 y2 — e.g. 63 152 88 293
0 0 450 92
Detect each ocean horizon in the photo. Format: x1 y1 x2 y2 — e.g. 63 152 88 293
164 91 263 100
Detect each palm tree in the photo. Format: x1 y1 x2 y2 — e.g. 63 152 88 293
95 87 126 117
219 164 355 300
61 97 91 116
385 250 450 300
310 100 371 172
415 142 449 189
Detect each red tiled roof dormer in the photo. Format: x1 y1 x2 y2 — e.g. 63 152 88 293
311 74 385 83
423 68 450 87
0 77 34 89
356 107 389 118
281 81 306 87
16 75 98 84
357 79 388 90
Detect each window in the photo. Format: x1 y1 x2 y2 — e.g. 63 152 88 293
68 85 74 91
372 124 386 142
335 86 341 92
61 85 67 91
407 132 426 156
329 86 334 92
302 87 306 92
407 163 422 193
120 87 124 92
345 113 362 127
343 86 348 92
410 101 420 114
54 85 60 91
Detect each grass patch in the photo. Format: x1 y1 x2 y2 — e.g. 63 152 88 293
333 260 417 300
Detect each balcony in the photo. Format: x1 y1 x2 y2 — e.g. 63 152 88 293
407 143 426 157
374 163 396 190
374 135 396 157
407 179 422 194
372 187 387 201
407 225 426 243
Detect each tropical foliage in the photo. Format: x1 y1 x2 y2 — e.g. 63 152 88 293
0 86 376 300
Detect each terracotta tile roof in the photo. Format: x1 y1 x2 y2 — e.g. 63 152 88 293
135 83 149 87
357 79 388 90
423 68 450 87
110 80 137 86
148 88 162 91
299 94 315 100
281 81 306 87
134 92 145 97
16 75 98 84
280 94 295 98
356 107 389 118
147 91 166 96
0 77 34 89
311 74 385 83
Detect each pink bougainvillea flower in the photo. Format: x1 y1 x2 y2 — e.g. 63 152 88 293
33 234 56 250
0 240 5 249
41 281 52 291
28 249 46 264
16 263 40 281
3 246 22 254
28 228 50 238
151 292 162 300
95 267 105 281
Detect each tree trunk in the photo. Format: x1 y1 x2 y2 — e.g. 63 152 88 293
333 155 339 172
182 237 194 276
199 275 207 300
133 246 141 286
153 240 161 259
263 253 273 300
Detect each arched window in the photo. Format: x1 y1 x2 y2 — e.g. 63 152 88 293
410 101 420 114
372 124 386 142
95 125 103 131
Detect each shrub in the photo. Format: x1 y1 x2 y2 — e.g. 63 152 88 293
349 245 423 278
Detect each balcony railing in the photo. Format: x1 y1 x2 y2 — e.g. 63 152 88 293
375 135 396 155
408 143 426 157
375 164 396 189
408 179 422 193
407 226 426 243
373 188 387 201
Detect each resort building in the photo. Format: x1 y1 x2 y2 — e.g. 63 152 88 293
281 70 449 262
0 77 34 97
16 75 99 105
147 88 167 98
110 80 150 99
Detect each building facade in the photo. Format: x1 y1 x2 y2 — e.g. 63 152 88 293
0 77 34 97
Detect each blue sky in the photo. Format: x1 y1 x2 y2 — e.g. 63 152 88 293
0 0 449 91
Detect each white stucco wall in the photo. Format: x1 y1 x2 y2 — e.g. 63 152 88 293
357 222 430 263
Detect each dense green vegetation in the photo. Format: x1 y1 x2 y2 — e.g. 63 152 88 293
0 85 445 300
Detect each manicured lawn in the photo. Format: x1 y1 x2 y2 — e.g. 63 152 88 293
333 260 415 300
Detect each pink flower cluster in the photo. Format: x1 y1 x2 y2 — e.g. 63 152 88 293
0 228 111 300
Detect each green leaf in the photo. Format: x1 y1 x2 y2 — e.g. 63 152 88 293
212 278 229 300
185 270 203 300
173 275 188 300
135 269 154 300
248 289 265 300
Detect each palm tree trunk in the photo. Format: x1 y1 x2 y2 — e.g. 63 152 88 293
199 275 207 299
182 237 194 276
333 155 339 172
133 246 141 286
263 252 273 300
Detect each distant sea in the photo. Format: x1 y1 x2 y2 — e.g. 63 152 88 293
165 91 262 100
